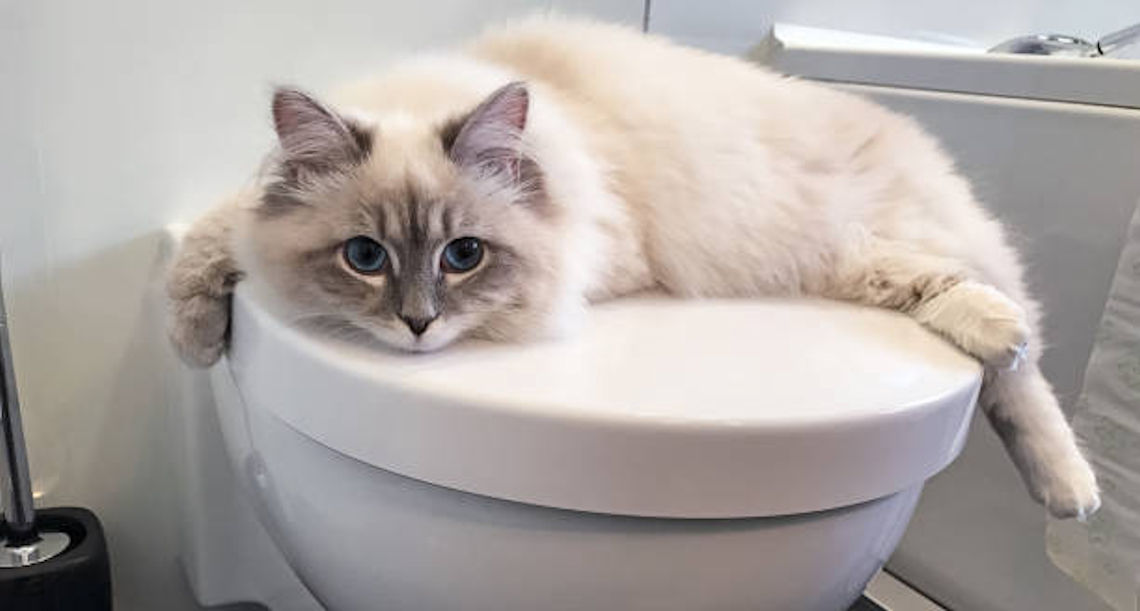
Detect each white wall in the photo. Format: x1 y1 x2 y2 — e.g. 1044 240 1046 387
0 2 640 609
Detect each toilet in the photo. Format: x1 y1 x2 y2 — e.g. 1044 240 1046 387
172 283 980 611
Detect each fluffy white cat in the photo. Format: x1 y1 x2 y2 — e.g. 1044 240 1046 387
168 17 1099 519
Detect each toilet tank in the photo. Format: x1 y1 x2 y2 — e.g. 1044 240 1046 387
756 28 1140 611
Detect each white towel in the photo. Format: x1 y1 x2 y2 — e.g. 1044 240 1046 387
1048 198 1140 611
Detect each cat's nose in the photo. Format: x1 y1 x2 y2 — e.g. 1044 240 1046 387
400 314 437 337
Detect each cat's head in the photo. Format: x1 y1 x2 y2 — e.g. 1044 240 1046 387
241 82 568 352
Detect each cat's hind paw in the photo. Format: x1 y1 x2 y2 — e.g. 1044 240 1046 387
1031 453 1101 521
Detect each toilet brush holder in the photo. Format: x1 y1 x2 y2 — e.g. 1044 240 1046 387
0 258 112 609
1 507 112 610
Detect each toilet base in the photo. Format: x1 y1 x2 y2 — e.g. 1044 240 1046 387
238 381 920 611
172 360 925 611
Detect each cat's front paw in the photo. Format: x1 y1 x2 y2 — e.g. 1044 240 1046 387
169 293 231 368
975 314 1031 371
916 281 1031 370
1032 454 1101 521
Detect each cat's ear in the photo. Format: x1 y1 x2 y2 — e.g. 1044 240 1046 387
446 81 529 181
271 87 371 176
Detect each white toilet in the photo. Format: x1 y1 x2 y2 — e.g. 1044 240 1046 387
172 284 980 611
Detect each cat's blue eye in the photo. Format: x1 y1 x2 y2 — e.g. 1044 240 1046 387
441 237 484 273
343 236 387 274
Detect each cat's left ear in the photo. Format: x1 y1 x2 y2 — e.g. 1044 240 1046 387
446 81 529 182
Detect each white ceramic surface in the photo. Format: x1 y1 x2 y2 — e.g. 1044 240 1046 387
196 288 982 610
212 360 925 611
227 285 981 518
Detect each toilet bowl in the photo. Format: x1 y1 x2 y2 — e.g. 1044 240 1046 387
179 284 980 611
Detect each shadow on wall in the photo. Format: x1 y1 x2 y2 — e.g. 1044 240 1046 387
8 230 199 610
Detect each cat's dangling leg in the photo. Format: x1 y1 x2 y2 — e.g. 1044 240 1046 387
984 365 1100 519
167 201 243 368
828 240 1099 519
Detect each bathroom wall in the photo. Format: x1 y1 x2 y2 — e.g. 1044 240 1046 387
0 2 640 610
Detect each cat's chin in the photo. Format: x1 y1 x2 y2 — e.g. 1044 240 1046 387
399 338 453 353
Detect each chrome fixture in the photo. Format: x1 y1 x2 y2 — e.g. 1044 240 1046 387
0 256 70 566
990 22 1140 57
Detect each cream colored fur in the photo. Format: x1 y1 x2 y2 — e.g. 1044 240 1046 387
168 17 1098 519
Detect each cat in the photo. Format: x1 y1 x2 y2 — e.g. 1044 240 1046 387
167 17 1099 520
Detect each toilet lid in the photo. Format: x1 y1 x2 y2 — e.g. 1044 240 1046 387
226 286 981 518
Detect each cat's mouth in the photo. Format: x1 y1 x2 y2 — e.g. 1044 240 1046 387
356 319 461 354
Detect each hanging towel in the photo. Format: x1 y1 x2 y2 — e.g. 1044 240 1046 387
1048 197 1140 611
